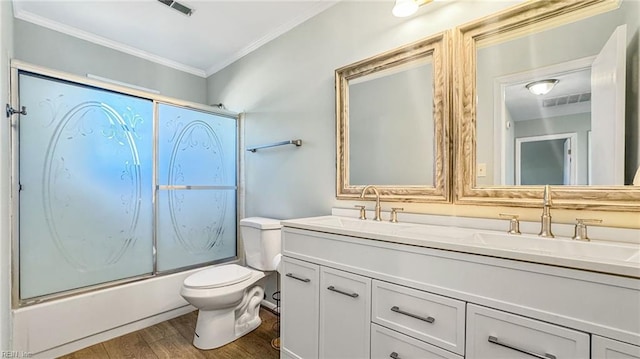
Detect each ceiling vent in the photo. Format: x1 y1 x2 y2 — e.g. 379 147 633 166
157 0 193 16
542 92 591 108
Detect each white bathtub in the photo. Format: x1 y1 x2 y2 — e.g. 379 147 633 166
11 265 218 358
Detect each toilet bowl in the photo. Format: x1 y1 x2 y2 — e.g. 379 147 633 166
180 217 282 350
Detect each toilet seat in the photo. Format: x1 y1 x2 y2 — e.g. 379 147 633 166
183 264 252 289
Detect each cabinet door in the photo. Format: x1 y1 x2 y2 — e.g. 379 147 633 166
593 335 640 359
281 257 320 359
320 266 371 359
466 304 590 359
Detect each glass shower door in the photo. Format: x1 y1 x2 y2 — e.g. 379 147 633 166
18 72 154 299
156 103 237 272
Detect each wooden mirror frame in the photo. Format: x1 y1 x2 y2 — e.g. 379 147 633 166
453 0 640 211
336 31 451 203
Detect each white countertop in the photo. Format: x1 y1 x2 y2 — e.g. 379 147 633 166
281 215 640 279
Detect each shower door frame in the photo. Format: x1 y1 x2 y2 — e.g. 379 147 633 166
9 60 243 308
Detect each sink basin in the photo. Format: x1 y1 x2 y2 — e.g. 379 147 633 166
473 232 640 264
303 216 414 235
303 216 475 241
396 225 477 241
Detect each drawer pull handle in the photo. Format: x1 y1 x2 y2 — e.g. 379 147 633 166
327 285 359 298
389 352 400 359
488 336 556 359
390 306 435 324
286 273 310 283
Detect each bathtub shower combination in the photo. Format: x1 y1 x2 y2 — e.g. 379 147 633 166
14 67 239 304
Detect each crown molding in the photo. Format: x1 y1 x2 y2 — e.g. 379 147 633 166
12 3 207 78
13 1 338 79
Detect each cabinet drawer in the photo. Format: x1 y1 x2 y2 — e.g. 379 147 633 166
320 266 371 359
281 257 320 359
372 280 465 355
592 335 640 359
371 323 462 359
466 304 590 359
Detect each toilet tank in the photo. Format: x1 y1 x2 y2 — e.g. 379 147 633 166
240 217 282 271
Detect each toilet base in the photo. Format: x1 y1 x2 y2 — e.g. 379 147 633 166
192 285 264 350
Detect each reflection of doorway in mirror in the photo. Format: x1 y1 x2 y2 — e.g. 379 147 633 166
493 25 626 186
515 133 577 186
493 57 593 186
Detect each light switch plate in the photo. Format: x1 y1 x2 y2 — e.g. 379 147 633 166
477 163 487 177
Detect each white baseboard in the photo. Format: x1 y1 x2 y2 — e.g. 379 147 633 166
261 299 278 313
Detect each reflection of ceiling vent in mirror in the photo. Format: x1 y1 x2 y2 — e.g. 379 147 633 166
543 92 591 107
157 0 193 16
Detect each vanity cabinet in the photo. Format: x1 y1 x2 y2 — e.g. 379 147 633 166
280 225 640 359
592 336 640 359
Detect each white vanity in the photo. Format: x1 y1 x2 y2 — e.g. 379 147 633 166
279 214 640 359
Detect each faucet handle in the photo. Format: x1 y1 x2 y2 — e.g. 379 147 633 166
499 213 521 235
390 207 404 223
572 218 602 241
354 205 367 220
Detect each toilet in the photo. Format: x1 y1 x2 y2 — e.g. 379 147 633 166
180 217 282 350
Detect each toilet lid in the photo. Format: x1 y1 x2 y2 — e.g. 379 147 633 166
183 264 253 289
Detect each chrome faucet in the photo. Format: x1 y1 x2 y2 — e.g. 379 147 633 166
538 185 554 238
360 185 382 221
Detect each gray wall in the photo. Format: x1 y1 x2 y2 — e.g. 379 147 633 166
207 1 517 220
0 0 13 350
350 63 434 186
13 19 207 104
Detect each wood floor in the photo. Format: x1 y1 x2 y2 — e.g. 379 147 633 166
58 308 280 359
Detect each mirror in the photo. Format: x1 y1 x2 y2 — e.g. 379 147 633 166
455 0 640 210
336 32 450 202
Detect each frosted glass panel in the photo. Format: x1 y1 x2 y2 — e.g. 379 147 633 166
156 103 237 272
158 103 237 186
18 72 153 299
157 189 236 271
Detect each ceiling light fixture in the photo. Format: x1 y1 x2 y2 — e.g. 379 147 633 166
392 0 433 17
525 79 559 96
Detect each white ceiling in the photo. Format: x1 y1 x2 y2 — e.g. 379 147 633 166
12 0 338 78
